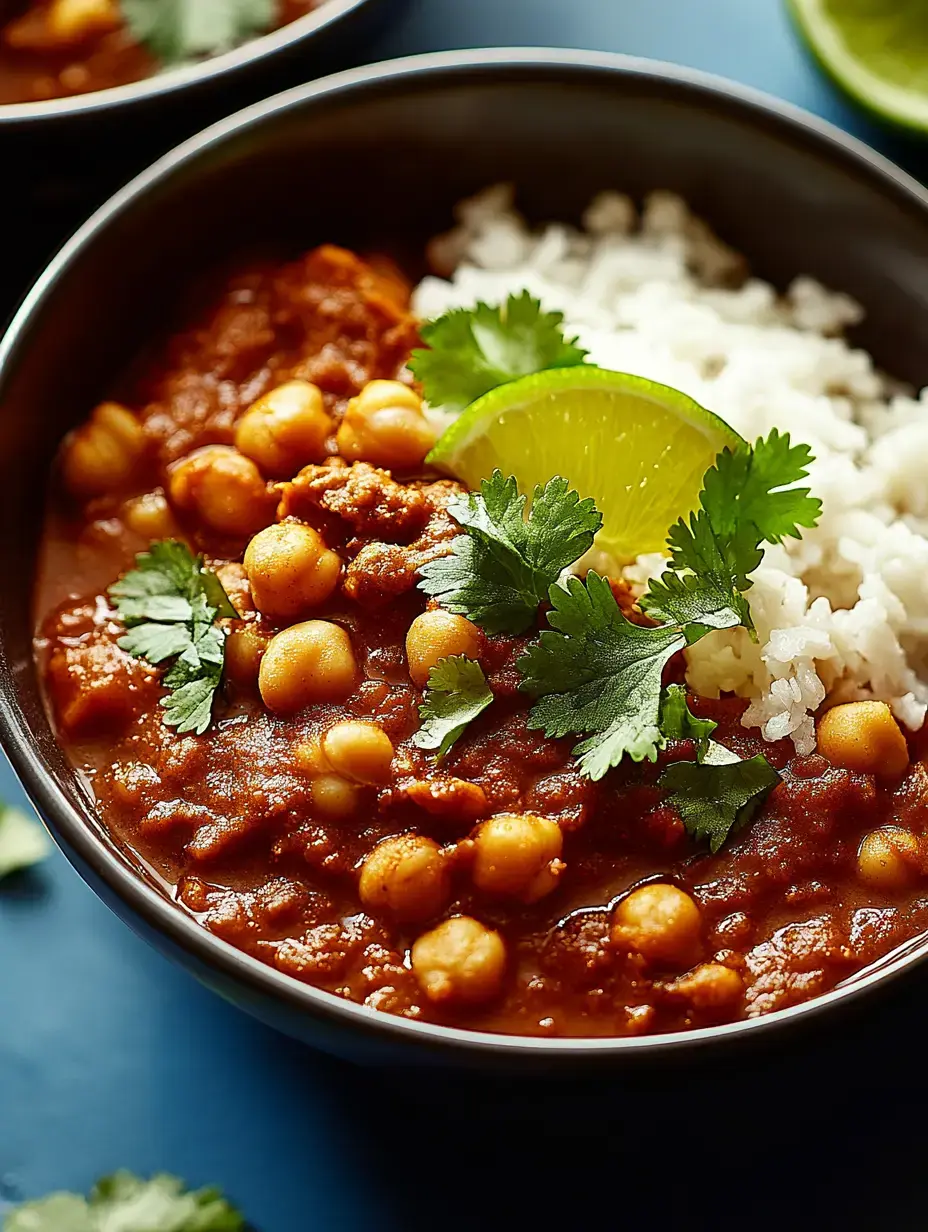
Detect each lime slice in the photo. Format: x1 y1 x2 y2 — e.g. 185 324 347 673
427 366 742 561
788 0 928 132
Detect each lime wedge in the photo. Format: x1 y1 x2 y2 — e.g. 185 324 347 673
787 0 928 132
427 366 742 561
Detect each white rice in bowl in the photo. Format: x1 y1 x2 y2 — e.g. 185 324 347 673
412 185 928 755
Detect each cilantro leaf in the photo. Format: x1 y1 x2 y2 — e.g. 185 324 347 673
659 746 781 853
4 1171 244 1232
519 573 687 777
109 541 238 736
642 431 822 634
0 804 50 880
411 656 493 760
410 292 588 414
700 428 822 545
119 622 194 664
641 512 752 634
659 684 717 759
122 0 274 65
4 1193 94 1232
419 471 602 634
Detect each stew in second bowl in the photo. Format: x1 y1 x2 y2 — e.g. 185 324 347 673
0 0 328 104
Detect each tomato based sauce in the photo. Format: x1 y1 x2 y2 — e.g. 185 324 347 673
34 244 928 1038
0 1 322 104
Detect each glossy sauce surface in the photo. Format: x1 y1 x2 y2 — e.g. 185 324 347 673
35 245 928 1038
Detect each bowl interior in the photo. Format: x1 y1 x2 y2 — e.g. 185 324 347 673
4 53 928 1053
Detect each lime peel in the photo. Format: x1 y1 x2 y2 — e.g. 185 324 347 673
787 0 928 132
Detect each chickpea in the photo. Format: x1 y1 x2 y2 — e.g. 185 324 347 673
668 963 743 1010
406 610 480 688
612 884 702 966
123 491 180 540
472 813 564 902
411 915 507 1005
48 0 120 42
336 379 436 470
61 402 146 499
243 522 341 621
168 445 274 538
359 834 449 922
259 620 358 714
234 381 332 478
817 700 909 779
223 625 268 690
322 720 394 786
311 774 360 820
857 826 919 890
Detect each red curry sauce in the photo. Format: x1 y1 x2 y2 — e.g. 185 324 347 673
34 244 928 1038
0 1 322 104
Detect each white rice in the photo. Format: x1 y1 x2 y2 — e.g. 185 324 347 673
412 185 928 755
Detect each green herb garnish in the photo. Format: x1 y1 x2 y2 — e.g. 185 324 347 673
411 656 493 760
122 0 275 65
409 292 588 414
659 745 781 854
108 540 238 736
3 1170 244 1231
518 574 687 778
658 683 718 759
419 471 602 635
417 430 820 849
0 804 50 880
641 429 821 635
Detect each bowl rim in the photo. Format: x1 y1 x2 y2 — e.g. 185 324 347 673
0 0 377 123
5 45 928 1061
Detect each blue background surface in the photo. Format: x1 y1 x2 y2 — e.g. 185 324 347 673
4 2 928 1229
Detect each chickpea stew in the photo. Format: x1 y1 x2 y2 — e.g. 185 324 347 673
0 0 323 104
34 241 928 1040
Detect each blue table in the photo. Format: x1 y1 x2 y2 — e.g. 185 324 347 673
3 4 925 1228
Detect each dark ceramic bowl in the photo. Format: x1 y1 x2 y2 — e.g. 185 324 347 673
4 48 928 1070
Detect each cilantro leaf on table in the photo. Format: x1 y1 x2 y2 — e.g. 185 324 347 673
122 0 275 65
518 573 687 778
3 1170 244 1232
659 684 717 759
419 470 602 634
642 431 821 635
409 292 588 414
659 744 781 853
0 804 50 881
411 656 493 760
108 541 238 736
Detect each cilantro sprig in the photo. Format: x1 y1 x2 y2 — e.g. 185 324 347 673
3 1170 244 1231
417 430 820 850
410 292 588 413
419 471 602 634
411 656 493 760
108 541 238 736
657 684 780 851
660 747 781 854
641 429 821 636
122 0 274 65
519 574 687 778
